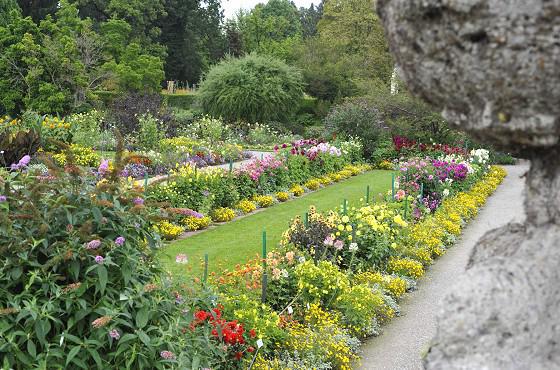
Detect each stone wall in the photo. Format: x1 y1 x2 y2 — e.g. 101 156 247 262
377 1 560 368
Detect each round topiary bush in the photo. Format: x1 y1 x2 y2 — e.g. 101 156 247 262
197 54 304 123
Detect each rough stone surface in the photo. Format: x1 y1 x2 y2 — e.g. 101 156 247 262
376 1 560 369
377 0 560 151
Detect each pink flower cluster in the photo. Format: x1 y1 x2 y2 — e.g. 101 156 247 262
238 155 285 181
307 143 342 160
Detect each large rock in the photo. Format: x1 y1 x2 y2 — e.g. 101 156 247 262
377 1 560 369
377 0 560 151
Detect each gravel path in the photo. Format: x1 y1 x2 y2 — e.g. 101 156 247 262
359 162 529 370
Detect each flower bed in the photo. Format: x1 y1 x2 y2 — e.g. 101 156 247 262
189 162 506 368
0 143 506 368
145 141 370 240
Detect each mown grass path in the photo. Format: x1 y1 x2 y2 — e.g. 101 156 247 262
159 170 393 277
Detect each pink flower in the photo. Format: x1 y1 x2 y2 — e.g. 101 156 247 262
333 240 344 250
115 236 125 246
160 351 176 360
133 197 144 206
109 329 120 340
94 255 104 264
323 235 334 246
86 240 101 250
0 195 6 202
395 189 406 201
175 254 188 264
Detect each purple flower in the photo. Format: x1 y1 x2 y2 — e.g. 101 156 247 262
333 240 344 251
160 351 176 360
86 239 102 250
98 159 109 176
109 329 120 340
94 255 104 264
0 195 6 202
18 155 31 167
115 236 125 246
133 197 144 206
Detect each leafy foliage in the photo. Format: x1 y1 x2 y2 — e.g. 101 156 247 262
0 155 185 368
197 54 304 123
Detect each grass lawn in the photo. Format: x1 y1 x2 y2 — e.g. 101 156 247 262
159 170 393 278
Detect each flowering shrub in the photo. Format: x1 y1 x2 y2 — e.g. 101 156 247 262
0 156 188 368
387 257 424 279
255 304 359 370
295 260 349 305
304 179 321 191
253 195 275 208
210 207 236 222
290 184 305 197
153 221 184 240
236 199 257 214
52 144 100 167
188 305 258 366
276 191 290 202
182 215 212 231
335 284 394 336
354 271 407 299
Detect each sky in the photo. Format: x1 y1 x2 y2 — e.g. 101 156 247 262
221 0 318 20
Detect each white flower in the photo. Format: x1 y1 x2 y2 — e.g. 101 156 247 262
298 256 306 263
349 243 358 252
443 189 450 197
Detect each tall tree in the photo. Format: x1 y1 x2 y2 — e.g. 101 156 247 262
0 0 20 26
294 0 393 100
236 0 302 60
16 0 58 21
299 1 323 38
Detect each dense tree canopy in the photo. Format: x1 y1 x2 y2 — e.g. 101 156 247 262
0 0 396 115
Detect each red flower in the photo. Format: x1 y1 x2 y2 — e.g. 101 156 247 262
194 310 209 322
212 308 222 319
247 346 255 353
235 352 243 360
249 329 256 338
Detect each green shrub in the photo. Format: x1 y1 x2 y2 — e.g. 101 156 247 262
68 110 104 148
137 114 165 151
197 54 304 123
324 98 389 161
0 161 185 368
164 94 197 110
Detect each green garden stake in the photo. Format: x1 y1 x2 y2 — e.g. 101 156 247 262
229 160 233 173
144 172 148 188
420 183 424 199
391 173 395 200
261 231 268 304
404 197 408 219
366 185 370 204
304 212 309 228
203 253 209 284
261 153 264 160
352 224 356 241
343 199 348 215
